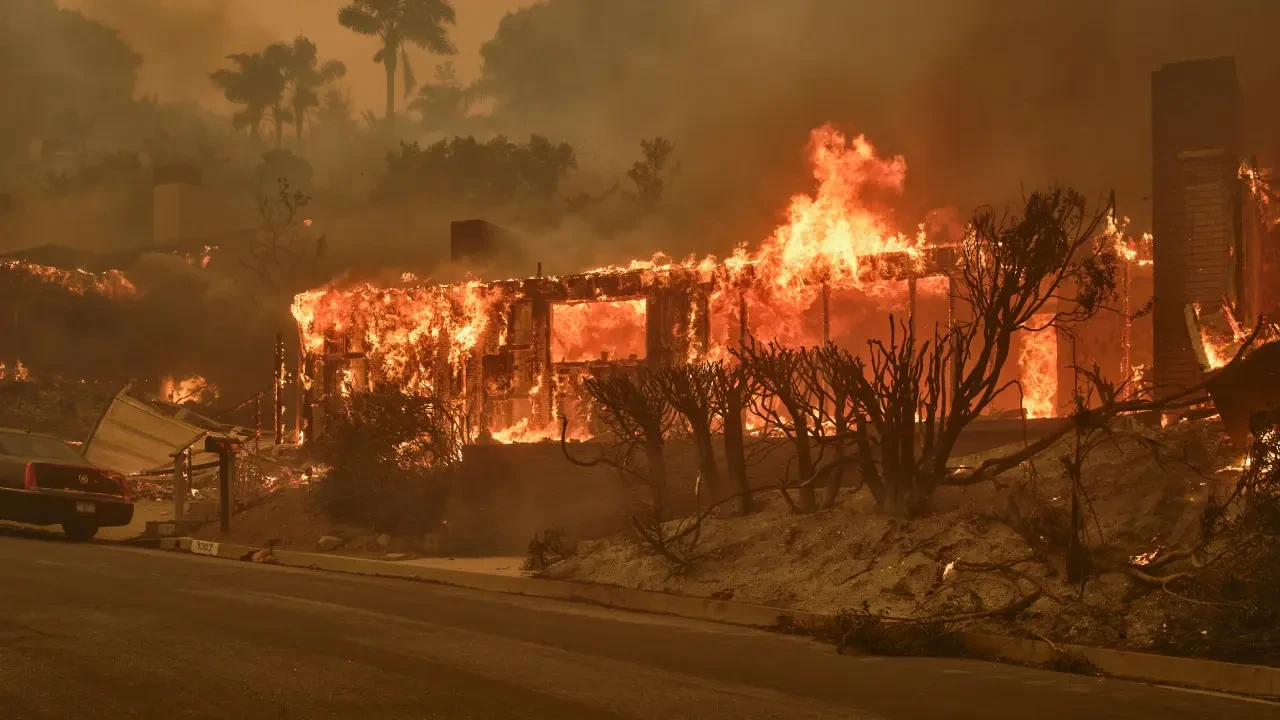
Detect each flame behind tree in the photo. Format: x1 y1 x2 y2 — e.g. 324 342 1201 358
735 341 829 513
1019 313 1059 419
753 187 1119 517
575 372 676 512
312 383 462 534
161 375 218 404
904 186 1117 507
652 363 723 503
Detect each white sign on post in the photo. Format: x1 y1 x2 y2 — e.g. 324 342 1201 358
191 540 220 557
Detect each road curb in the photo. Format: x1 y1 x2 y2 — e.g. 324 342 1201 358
163 537 1279 700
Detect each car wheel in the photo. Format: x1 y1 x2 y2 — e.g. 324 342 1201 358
62 519 99 542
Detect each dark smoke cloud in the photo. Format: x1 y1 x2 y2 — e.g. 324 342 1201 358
17 0 1280 276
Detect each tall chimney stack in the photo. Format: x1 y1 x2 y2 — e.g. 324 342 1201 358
152 164 203 247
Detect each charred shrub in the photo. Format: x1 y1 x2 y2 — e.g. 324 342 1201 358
522 526 572 573
1154 410 1280 664
313 386 462 536
821 604 962 657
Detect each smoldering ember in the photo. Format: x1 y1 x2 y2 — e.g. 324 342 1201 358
4 2 1280 717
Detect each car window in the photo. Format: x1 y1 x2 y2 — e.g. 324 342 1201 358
0 433 85 463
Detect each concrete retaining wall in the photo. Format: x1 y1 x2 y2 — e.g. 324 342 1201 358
452 418 1069 553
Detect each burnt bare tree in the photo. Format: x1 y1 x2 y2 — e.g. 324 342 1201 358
813 320 950 516
246 177 324 300
809 345 860 509
577 372 673 510
734 340 827 513
652 363 722 502
710 360 757 514
801 187 1118 517
939 187 1118 481
562 371 704 566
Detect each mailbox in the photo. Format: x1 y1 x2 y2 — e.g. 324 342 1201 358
204 436 241 453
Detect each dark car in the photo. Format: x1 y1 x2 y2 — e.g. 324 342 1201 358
0 428 133 541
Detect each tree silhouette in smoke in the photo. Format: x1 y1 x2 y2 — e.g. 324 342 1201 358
338 0 458 127
274 36 347 147
407 62 472 134
210 50 289 146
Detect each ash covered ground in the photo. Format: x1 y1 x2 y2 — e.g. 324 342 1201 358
544 416 1256 661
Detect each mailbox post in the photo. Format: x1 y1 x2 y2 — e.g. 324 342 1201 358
205 436 242 534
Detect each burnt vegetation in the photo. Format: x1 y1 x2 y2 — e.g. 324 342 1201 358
549 185 1280 663
312 383 462 536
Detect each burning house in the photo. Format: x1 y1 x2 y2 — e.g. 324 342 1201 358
293 125 1151 445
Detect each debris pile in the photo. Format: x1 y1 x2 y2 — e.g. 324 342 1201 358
0 373 114 440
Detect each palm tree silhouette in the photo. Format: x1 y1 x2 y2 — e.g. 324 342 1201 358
407 62 471 133
337 0 457 127
273 36 347 147
211 51 287 143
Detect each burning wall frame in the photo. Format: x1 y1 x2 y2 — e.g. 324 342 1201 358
297 247 961 444
295 238 1163 441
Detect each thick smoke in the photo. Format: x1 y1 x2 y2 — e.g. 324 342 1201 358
11 0 1280 273
56 0 277 107
475 0 1280 262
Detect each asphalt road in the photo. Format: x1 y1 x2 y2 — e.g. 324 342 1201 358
0 530 1276 720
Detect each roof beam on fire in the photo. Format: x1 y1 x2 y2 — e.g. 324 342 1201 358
482 246 958 304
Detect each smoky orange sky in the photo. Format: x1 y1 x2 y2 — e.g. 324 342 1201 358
55 0 532 111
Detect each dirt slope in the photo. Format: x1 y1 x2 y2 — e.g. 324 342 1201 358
546 417 1244 654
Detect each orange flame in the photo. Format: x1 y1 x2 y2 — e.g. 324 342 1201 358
292 280 505 398
1106 212 1153 267
1 260 136 299
1018 315 1058 419
161 375 218 404
1130 546 1162 566
552 300 647 363
1192 301 1250 371
1240 161 1278 228
0 360 30 382
177 245 217 269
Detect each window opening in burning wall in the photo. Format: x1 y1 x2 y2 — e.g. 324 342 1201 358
551 299 647 364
